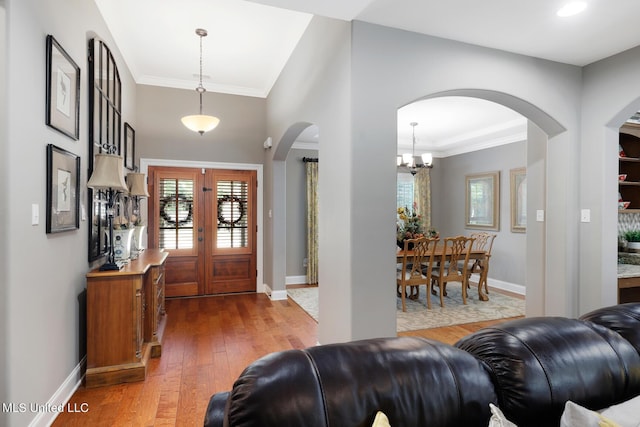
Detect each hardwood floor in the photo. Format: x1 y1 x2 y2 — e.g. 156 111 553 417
52 288 522 426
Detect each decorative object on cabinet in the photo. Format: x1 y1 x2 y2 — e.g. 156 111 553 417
46 144 80 233
85 249 168 387
510 167 526 233
127 172 150 256
87 152 128 271
45 35 80 140
88 38 122 262
124 123 135 171
465 171 500 231
618 123 640 212
181 28 220 135
623 230 640 252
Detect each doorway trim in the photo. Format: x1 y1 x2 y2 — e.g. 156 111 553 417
140 158 264 293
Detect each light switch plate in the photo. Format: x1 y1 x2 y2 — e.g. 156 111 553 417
580 209 591 222
536 210 544 222
32 204 39 225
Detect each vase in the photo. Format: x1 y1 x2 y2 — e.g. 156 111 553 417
397 240 414 250
113 228 134 261
132 225 146 252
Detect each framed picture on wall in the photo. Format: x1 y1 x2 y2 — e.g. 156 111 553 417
46 144 80 233
45 35 80 140
510 167 527 233
465 171 500 231
124 122 135 171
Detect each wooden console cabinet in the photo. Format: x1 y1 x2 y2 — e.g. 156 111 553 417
85 249 168 388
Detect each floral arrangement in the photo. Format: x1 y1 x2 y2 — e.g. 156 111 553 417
397 204 437 242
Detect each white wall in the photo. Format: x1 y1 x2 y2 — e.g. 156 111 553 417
5 0 135 425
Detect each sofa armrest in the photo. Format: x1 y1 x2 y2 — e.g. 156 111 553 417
456 317 640 427
204 391 229 427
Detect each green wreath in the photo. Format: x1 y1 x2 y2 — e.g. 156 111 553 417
217 195 245 226
159 194 193 227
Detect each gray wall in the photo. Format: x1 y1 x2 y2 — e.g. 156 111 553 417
286 148 317 278
0 1 7 420
136 85 266 165
5 0 136 425
432 141 527 287
265 16 353 344
267 19 582 344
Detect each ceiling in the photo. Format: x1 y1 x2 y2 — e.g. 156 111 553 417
94 0 640 154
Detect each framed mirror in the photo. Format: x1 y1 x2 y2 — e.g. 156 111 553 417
465 171 500 231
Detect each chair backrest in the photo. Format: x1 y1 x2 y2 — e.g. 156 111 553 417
400 237 439 281
441 235 475 280
470 232 497 257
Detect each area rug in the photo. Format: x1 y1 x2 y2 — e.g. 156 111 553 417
287 285 525 332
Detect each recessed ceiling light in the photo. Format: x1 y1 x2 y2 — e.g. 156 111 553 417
557 2 587 17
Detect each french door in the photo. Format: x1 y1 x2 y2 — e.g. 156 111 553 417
148 166 257 297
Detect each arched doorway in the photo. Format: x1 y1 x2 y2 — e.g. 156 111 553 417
396 89 565 318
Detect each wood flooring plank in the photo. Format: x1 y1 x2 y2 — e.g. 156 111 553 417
52 290 519 426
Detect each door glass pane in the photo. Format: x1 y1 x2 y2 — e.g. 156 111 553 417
159 178 194 250
216 180 248 248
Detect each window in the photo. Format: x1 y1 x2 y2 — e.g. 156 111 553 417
216 180 248 248
158 178 195 250
397 172 414 210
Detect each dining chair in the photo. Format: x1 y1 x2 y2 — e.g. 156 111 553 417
430 235 475 307
396 237 439 311
467 232 497 295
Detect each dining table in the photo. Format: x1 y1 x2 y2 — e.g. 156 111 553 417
397 245 490 301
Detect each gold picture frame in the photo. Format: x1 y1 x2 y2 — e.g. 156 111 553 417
510 167 527 233
465 171 500 231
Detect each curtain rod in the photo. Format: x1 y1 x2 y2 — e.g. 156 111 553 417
302 157 318 163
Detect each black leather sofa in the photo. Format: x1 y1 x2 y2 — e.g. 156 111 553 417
204 303 640 427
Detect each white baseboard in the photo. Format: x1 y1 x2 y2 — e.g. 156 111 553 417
285 275 307 285
263 284 288 301
471 274 526 296
30 357 85 427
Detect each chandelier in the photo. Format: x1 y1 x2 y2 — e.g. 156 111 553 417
397 122 433 175
181 28 220 135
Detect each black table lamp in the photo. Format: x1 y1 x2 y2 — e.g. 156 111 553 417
87 153 129 271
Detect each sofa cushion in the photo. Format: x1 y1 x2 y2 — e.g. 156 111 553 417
305 337 497 427
580 303 640 354
456 317 640 427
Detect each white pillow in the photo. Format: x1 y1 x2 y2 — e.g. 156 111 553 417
371 411 391 427
560 401 622 427
488 403 518 427
599 395 640 427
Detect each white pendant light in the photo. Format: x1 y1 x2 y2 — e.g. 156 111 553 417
181 28 220 135
398 122 433 175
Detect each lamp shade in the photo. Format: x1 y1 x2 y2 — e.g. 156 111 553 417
87 153 128 192
421 152 433 166
181 114 220 135
127 172 150 197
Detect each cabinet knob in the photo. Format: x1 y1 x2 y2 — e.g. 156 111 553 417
198 237 203 242
198 227 203 232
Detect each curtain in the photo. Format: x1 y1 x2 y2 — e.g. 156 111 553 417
414 168 432 232
305 160 319 284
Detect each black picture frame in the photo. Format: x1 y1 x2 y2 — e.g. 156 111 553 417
124 122 135 171
46 35 80 140
46 144 80 233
